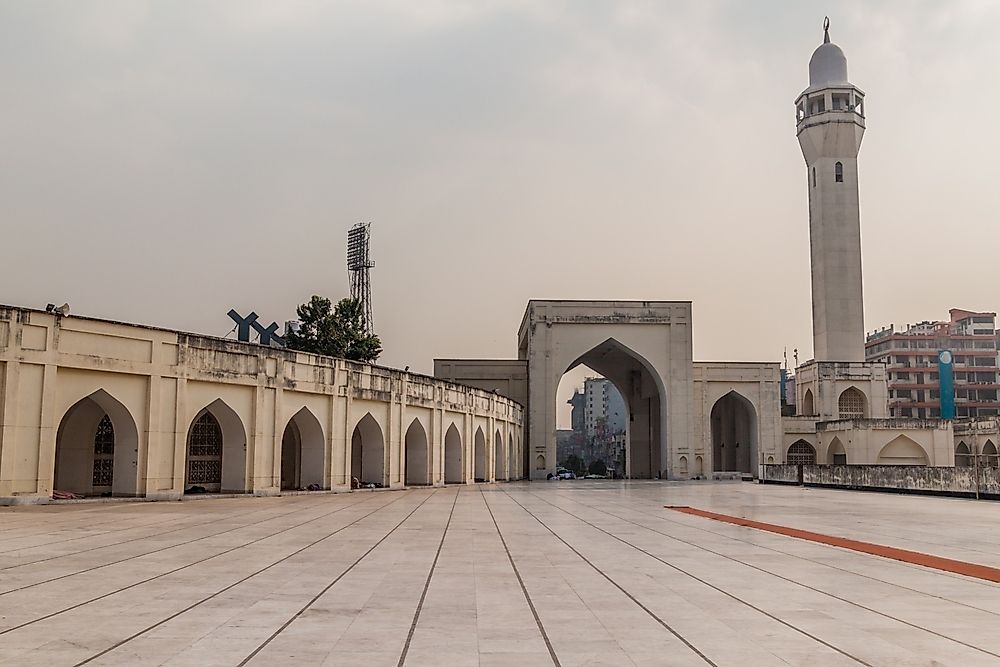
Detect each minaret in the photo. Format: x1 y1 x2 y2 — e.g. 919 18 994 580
796 18 866 362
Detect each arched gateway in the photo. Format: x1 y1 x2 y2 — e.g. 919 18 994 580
521 301 693 480
436 299 782 481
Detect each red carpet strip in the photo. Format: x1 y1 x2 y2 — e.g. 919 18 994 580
667 506 1000 584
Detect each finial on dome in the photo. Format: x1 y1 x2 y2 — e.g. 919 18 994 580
823 17 831 44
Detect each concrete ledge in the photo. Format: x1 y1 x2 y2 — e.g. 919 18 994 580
0 495 51 506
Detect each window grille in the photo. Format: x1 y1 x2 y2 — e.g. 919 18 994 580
787 441 816 465
92 415 115 489
187 413 223 487
838 388 866 419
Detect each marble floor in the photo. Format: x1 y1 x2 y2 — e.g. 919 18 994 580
2 481 1000 666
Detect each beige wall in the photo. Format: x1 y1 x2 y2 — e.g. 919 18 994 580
816 419 954 466
0 306 523 504
691 362 783 477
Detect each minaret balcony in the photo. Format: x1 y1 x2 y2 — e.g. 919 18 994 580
795 85 865 128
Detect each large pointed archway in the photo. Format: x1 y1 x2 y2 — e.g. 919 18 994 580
553 338 667 479
54 389 140 497
521 301 690 481
710 391 757 474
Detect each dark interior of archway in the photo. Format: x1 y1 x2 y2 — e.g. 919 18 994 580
711 393 755 473
563 340 664 479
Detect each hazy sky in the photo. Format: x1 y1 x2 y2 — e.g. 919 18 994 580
4 1 1000 389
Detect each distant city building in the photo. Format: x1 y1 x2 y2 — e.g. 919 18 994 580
583 378 627 437
866 309 999 418
567 389 586 433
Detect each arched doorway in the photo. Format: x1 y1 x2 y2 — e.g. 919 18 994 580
405 419 430 486
710 391 757 474
983 441 999 468
444 423 463 483
828 437 847 465
54 390 140 497
281 408 325 491
494 430 505 481
351 413 385 487
474 427 487 482
787 440 816 465
554 339 665 480
955 442 972 467
186 400 247 494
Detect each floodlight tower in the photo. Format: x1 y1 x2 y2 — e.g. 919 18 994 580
347 222 375 333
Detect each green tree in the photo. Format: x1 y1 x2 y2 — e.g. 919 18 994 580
285 296 382 363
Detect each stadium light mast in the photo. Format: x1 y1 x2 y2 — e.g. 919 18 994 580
346 222 375 333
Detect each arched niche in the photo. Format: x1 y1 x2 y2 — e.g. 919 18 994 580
443 423 464 484
186 399 248 493
405 418 430 486
351 413 386 487
54 389 140 497
282 407 325 491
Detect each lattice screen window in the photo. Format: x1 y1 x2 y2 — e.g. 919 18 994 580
187 413 223 486
838 388 866 419
787 441 816 465
92 415 115 488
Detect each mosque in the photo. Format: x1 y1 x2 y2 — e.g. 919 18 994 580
0 22 960 504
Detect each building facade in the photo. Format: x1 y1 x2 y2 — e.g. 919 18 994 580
866 309 1000 419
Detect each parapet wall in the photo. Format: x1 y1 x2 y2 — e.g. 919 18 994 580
762 464 1000 498
0 305 524 503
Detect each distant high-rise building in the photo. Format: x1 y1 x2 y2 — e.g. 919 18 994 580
866 309 999 418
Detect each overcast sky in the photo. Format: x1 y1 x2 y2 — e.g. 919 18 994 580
4 1 1000 394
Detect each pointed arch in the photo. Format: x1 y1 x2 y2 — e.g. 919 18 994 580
955 441 972 467
710 391 757 474
494 429 505 482
187 399 247 493
558 337 668 480
877 435 928 465
801 389 815 416
54 389 140 497
838 386 867 419
507 431 515 481
351 413 385 487
282 407 325 491
982 440 998 468
474 426 487 482
405 418 430 486
444 423 464 484
787 440 816 465
828 437 847 465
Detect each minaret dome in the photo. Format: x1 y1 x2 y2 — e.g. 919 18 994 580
808 19 849 87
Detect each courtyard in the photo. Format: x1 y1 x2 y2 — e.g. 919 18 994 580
2 482 1000 666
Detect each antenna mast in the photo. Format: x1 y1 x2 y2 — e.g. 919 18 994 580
346 222 375 333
